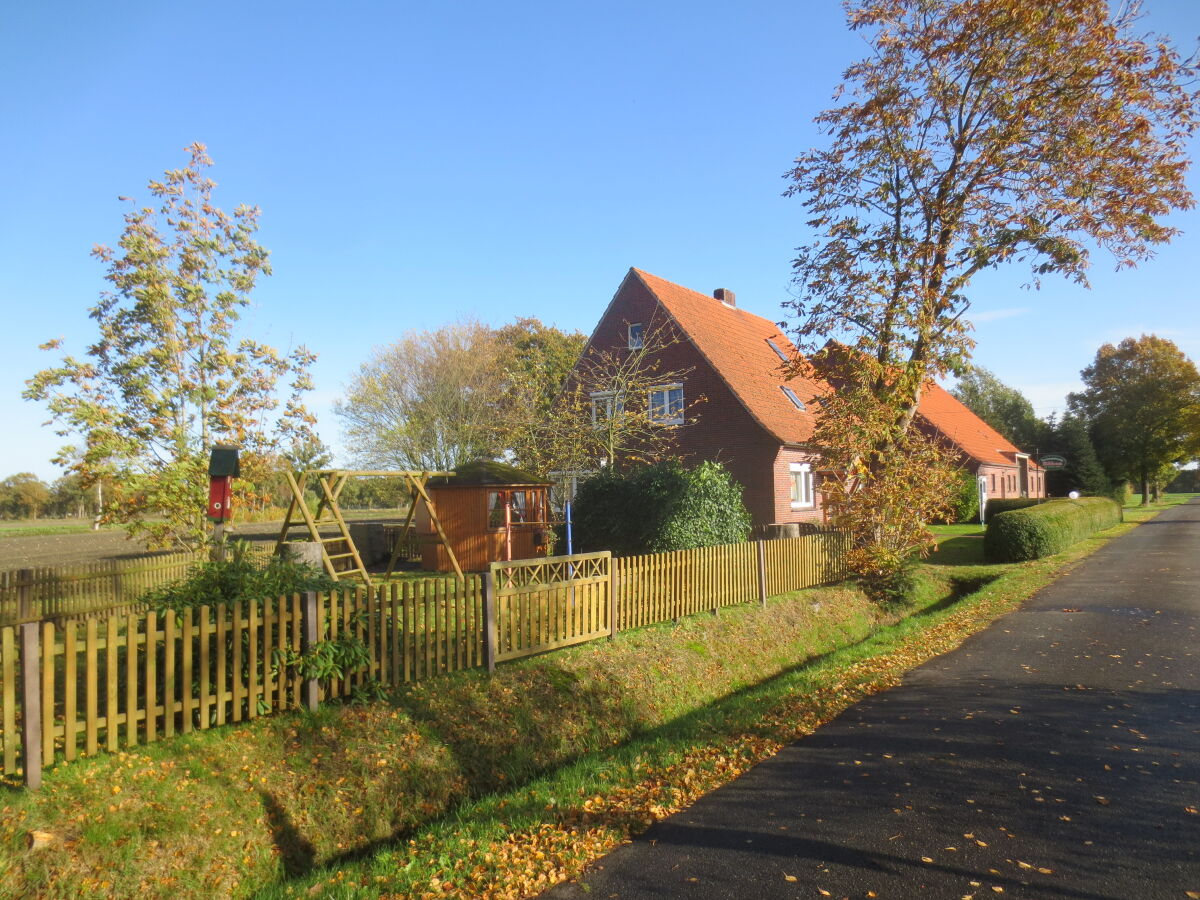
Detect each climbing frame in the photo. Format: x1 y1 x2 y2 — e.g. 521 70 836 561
274 469 463 584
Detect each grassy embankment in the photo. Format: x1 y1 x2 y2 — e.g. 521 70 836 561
0 494 1192 899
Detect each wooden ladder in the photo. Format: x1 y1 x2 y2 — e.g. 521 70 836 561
277 470 371 585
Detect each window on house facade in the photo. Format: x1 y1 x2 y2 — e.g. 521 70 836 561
780 385 806 411
590 390 623 423
766 338 789 362
648 384 685 425
789 462 814 509
628 323 644 349
990 473 996 492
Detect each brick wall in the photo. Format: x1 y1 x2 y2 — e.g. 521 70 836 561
582 275 808 529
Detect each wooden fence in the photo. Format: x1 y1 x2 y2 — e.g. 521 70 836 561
0 532 847 786
485 552 612 666
0 545 273 625
0 577 484 784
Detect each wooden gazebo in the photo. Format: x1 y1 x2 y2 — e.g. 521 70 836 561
415 461 552 572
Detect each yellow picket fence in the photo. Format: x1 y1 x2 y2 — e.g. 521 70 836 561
0 545 274 625
0 533 847 785
616 531 849 630
0 577 483 782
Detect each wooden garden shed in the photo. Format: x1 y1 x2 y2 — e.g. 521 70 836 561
416 461 552 572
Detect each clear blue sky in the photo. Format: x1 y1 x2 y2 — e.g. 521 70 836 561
3 0 1198 481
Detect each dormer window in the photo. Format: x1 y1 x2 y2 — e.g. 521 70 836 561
766 338 789 362
628 323 644 349
781 385 806 411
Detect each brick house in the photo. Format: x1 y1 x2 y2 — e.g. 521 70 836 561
575 267 1042 529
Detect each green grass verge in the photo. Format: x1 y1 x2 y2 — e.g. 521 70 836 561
0 496 1191 899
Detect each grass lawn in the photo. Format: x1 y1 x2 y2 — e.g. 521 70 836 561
0 494 1192 898
0 520 124 539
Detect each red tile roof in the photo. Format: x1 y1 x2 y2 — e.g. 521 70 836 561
632 268 1032 468
916 381 1034 469
632 268 826 445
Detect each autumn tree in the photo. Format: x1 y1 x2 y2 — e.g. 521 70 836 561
487 318 588 473
783 0 1197 594
497 318 701 493
25 143 317 549
951 366 1043 450
337 320 498 472
1067 335 1200 505
0 474 51 520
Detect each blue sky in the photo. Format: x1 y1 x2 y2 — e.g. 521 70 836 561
3 0 1198 482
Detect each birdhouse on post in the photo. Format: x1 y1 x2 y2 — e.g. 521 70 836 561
208 445 240 559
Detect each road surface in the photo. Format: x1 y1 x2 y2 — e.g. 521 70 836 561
544 500 1200 899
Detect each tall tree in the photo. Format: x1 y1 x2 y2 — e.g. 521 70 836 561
1068 335 1200 505
337 320 499 472
950 366 1043 450
25 144 316 548
1041 413 1111 497
783 0 1197 594
0 474 51 520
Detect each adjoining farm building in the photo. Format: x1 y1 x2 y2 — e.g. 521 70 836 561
573 267 1043 531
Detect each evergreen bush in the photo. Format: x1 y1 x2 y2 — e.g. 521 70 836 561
984 497 1121 562
572 461 751 556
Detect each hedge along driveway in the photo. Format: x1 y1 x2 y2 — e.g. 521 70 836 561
984 496 1122 561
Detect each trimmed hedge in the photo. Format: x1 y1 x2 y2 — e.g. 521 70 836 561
984 497 1042 520
984 497 1122 562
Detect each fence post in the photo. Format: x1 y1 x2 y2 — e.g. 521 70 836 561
482 570 497 673
301 591 320 711
608 556 618 640
756 541 767 607
17 568 34 623
20 621 42 790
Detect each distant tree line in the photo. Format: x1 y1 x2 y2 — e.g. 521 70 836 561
951 334 1200 505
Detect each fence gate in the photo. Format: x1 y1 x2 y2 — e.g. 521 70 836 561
486 551 612 666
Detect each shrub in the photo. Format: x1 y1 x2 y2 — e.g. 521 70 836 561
984 497 1042 520
984 497 1121 562
943 470 980 524
142 540 339 611
572 461 751 556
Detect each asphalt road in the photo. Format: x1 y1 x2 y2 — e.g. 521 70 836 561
543 500 1200 900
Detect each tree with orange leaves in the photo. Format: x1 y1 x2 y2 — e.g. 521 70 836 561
784 0 1197 597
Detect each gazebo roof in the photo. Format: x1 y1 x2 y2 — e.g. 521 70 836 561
432 460 548 487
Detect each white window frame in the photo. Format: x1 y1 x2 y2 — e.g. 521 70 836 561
590 390 623 423
627 323 644 349
648 384 685 425
789 462 814 509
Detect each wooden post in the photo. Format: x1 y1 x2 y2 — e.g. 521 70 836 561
20 621 42 790
482 571 497 673
756 540 767 608
608 559 618 640
17 569 33 623
301 591 320 711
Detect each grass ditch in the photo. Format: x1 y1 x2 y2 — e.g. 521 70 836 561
0 495 1192 899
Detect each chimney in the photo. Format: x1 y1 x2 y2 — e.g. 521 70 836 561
713 288 736 307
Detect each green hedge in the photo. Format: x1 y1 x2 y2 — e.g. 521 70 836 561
984 497 1042 520
984 497 1122 562
572 460 751 556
